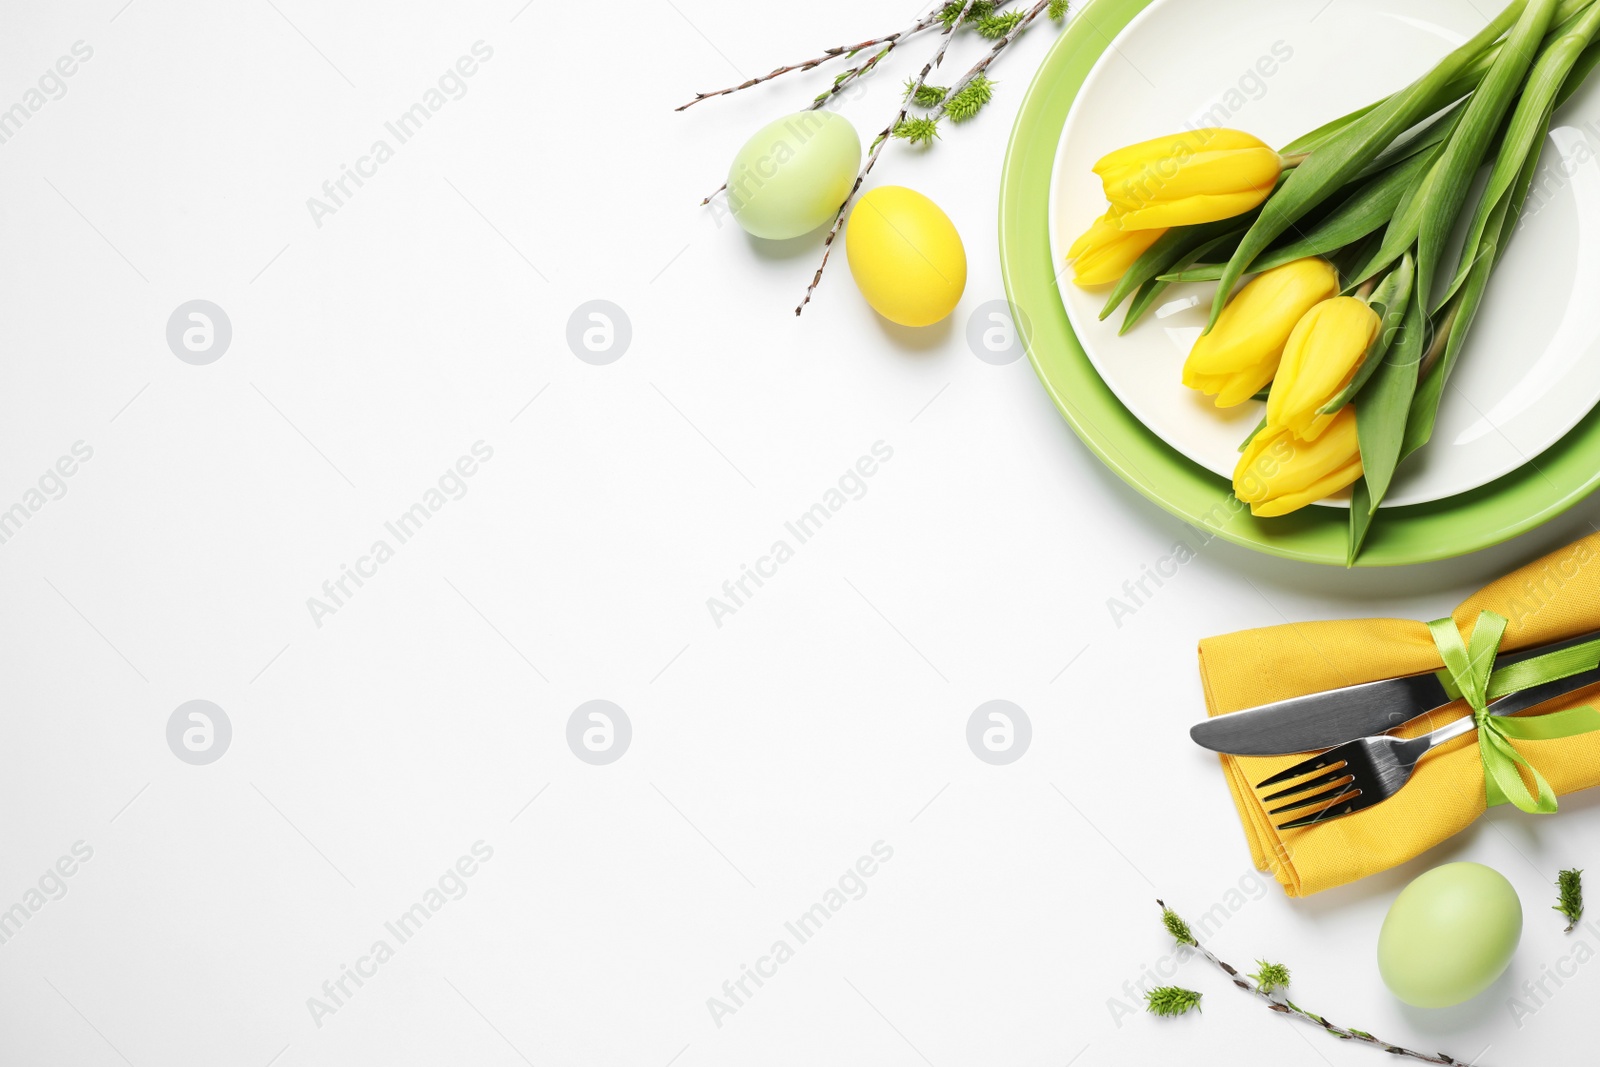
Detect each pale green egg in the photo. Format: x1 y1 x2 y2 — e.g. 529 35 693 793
727 111 860 240
1377 862 1521 1008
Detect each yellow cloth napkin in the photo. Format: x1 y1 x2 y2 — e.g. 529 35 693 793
1199 534 1600 896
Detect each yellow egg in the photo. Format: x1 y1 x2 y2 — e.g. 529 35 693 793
845 186 966 327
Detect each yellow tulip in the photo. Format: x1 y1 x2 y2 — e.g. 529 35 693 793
1234 407 1363 517
1066 208 1166 287
1182 257 1339 407
1266 296 1382 441
1094 128 1281 230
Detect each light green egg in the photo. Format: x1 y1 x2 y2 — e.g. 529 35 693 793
727 111 860 240
1378 862 1522 1008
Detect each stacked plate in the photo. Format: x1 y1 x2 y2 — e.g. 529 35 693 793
999 0 1600 564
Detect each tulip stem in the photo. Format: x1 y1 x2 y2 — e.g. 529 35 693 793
1354 278 1377 301
1280 151 1311 167
1420 302 1461 376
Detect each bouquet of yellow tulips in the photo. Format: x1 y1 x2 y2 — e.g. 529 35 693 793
1067 0 1600 563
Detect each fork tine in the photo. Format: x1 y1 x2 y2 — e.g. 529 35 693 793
1268 782 1359 816
1276 790 1375 830
1260 767 1353 803
1256 751 1347 790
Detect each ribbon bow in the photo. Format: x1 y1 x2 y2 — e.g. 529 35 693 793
1428 611 1600 813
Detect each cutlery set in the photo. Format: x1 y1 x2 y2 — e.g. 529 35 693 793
1190 630 1600 830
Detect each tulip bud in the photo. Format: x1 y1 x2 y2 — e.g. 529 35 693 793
1066 208 1166 287
1094 128 1282 230
1266 296 1382 440
1233 407 1363 517
1182 257 1339 407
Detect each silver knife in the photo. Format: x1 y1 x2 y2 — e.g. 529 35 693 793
1190 628 1600 756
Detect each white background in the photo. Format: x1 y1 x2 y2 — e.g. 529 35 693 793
1 1 1598 1065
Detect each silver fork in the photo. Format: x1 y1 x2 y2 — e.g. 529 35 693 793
1254 664 1600 830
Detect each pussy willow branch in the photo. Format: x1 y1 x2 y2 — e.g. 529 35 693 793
793 0 975 315
795 0 1049 314
812 41 899 113
700 40 902 206
675 2 948 111
693 3 1043 205
1154 900 1481 1066
935 0 1051 114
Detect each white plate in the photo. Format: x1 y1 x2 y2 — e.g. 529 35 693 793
1049 0 1600 507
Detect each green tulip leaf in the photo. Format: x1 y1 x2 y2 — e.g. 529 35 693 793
1411 0 1557 309
1402 10 1595 460
1343 103 1471 287
1203 1 1529 331
1280 102 1383 158
1161 147 1439 284
1098 217 1246 321
1348 477 1376 566
1354 281 1427 512
1442 0 1600 307
1120 232 1241 334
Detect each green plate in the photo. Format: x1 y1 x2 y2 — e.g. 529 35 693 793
997 0 1600 566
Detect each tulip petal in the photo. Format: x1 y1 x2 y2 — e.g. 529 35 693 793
1233 430 1285 503
1294 409 1339 442
1184 369 1245 397
1092 128 1272 175
1213 363 1279 407
1070 224 1164 287
1089 129 1283 230
1232 408 1362 513
1102 148 1281 210
1182 258 1340 408
1267 297 1381 434
1067 210 1120 260
1249 459 1363 516
1185 328 1264 377
1117 189 1275 230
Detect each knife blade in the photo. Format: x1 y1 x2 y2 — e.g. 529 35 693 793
1190 628 1600 756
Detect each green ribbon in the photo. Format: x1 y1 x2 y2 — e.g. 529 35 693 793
1427 611 1600 813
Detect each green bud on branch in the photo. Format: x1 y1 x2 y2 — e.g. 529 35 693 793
1161 905 1197 946
939 0 997 27
1556 868 1584 932
904 79 949 106
978 10 1027 37
892 116 941 144
1146 986 1203 1016
946 74 996 121
1250 961 1291 995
